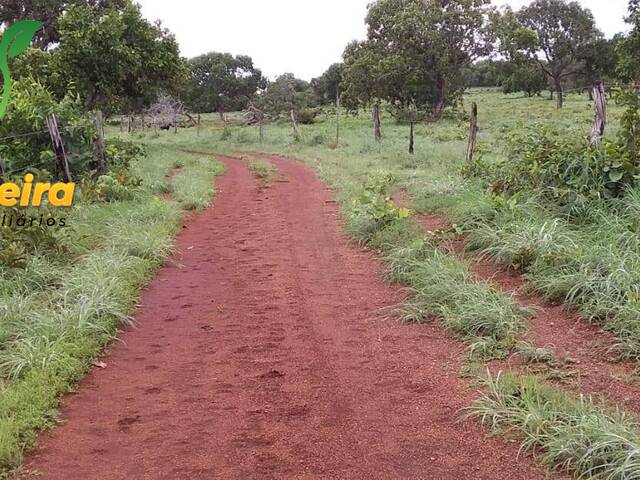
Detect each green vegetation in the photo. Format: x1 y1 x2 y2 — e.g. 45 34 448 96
245 158 277 182
0 142 222 475
468 372 640 479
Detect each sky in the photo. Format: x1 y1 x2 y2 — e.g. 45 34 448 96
136 0 631 81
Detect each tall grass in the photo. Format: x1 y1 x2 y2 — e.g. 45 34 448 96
468 372 640 479
0 142 222 476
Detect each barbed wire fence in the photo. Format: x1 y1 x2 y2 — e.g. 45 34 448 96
0 113 107 184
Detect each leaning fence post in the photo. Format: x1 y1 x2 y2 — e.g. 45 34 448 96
46 114 72 182
590 81 607 147
465 102 478 162
290 109 301 141
94 110 107 174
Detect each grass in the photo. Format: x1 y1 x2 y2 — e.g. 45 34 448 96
0 141 223 476
246 158 277 181
468 371 640 479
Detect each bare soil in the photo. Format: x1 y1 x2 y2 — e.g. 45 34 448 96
23 156 545 479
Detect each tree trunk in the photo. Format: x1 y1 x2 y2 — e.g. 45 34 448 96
218 104 225 122
372 103 382 142
554 77 564 109
432 77 447 121
590 81 607 147
466 102 478 163
94 110 107 174
409 122 415 155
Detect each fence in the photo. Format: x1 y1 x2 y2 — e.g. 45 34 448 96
0 112 107 183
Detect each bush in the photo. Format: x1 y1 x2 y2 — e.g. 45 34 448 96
347 172 411 243
296 108 319 125
0 79 94 178
463 124 634 203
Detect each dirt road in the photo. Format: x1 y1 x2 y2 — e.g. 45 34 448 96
24 155 545 479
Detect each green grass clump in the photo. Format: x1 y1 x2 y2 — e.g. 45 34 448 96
365 217 529 359
247 158 277 180
468 372 640 479
394 248 529 358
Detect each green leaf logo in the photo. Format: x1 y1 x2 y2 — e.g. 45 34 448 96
0 20 43 119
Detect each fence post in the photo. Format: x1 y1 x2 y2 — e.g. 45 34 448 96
46 114 72 182
409 121 415 155
197 113 201 137
94 110 107 174
290 109 300 141
336 88 340 146
465 102 478 163
590 81 607 147
0 157 5 184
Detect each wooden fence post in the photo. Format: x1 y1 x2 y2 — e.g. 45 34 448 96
0 157 5 184
590 81 607 147
197 113 201 137
465 102 478 163
336 89 340 146
290 110 301 141
409 121 415 155
94 110 107 174
46 114 72 182
373 103 382 142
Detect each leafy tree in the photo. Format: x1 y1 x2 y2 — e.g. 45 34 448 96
493 1 601 108
185 52 265 117
463 60 510 88
617 1 640 82
258 73 318 118
311 63 343 105
55 0 187 113
501 60 548 97
343 0 492 121
0 0 126 49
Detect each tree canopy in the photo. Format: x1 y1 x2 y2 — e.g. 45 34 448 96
54 0 186 113
342 0 492 119
185 52 265 116
493 0 601 108
0 0 126 49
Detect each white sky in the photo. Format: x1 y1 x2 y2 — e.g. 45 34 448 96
137 0 630 81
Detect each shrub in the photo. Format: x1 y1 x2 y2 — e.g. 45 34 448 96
464 124 634 203
296 108 319 125
0 79 94 178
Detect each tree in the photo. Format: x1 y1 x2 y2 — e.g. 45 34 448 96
577 38 618 98
185 52 265 118
463 60 510 88
311 63 343 105
501 60 548 97
617 1 640 82
55 0 187 113
0 0 126 49
368 0 492 118
258 73 318 118
494 1 601 109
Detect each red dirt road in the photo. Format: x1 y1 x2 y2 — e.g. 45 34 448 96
24 155 545 479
